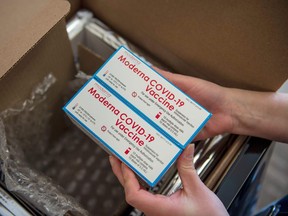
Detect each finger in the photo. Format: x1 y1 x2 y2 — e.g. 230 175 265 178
177 144 204 195
121 163 168 212
109 156 124 186
152 66 181 85
152 66 172 77
152 66 200 93
194 128 210 141
121 163 142 193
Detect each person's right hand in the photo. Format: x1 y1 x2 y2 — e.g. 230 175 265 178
155 67 288 143
155 67 234 140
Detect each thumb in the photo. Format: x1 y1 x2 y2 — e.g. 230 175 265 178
177 144 203 194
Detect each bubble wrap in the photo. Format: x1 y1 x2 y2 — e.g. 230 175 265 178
0 74 88 216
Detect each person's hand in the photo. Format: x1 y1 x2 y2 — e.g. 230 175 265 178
109 144 229 216
155 68 288 143
154 67 234 140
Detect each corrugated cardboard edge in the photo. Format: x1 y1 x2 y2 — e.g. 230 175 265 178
0 0 70 80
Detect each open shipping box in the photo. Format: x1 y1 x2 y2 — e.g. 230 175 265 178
0 0 287 215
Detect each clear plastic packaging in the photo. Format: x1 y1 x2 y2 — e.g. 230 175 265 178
0 74 89 216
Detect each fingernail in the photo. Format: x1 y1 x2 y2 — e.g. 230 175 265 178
184 144 194 159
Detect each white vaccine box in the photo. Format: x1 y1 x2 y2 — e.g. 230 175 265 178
94 46 211 148
63 78 182 187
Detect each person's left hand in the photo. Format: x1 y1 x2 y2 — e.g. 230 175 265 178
109 144 229 216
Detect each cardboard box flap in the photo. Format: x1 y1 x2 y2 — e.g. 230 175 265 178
0 0 70 79
84 1 288 91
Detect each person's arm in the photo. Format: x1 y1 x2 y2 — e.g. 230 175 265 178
157 68 288 143
227 88 288 143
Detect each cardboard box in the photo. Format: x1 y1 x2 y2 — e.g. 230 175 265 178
82 0 288 91
0 0 287 215
0 0 80 214
0 0 76 135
